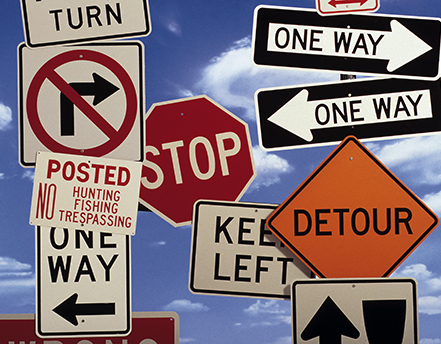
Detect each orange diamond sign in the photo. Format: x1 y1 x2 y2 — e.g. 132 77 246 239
267 136 439 278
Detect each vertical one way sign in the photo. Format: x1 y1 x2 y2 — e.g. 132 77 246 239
36 226 131 338
252 5 441 79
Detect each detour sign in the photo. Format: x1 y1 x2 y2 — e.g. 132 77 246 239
267 136 439 278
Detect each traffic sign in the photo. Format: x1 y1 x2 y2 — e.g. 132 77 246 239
267 136 439 278
252 5 441 79
139 96 256 227
256 77 441 151
292 278 418 344
30 151 142 235
19 41 144 166
20 0 151 48
2 312 178 343
189 200 313 299
36 226 131 337
316 0 380 16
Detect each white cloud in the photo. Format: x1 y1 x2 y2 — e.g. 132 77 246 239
0 173 4 180
393 264 441 314
179 339 196 343
0 102 12 131
244 300 288 316
151 241 166 247
270 337 292 344
163 299 209 312
421 339 441 344
366 135 441 186
195 37 339 121
248 146 293 191
0 257 34 297
22 170 34 181
0 257 31 272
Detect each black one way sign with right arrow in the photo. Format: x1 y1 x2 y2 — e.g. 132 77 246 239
256 77 441 150
252 5 441 79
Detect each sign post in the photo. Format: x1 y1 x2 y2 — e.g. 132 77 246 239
189 200 313 299
316 0 380 16
292 278 418 344
30 151 142 236
2 312 178 343
252 6 441 79
267 136 438 278
36 226 131 338
256 77 441 151
19 41 144 166
20 0 151 48
139 96 256 227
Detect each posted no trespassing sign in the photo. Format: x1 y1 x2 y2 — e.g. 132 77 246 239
30 151 142 235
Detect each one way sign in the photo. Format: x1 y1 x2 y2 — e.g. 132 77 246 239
256 77 441 150
36 226 131 337
252 6 441 79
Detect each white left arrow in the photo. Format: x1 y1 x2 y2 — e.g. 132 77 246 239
267 89 432 142
268 20 433 72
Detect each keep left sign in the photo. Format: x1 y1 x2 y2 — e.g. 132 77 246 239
30 151 142 235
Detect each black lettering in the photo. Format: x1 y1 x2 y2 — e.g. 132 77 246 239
294 209 312 236
259 219 276 247
215 216 234 244
352 208 370 235
334 31 352 53
214 253 230 281
48 256 71 283
49 9 63 31
238 218 255 245
368 34 384 55
67 7 83 29
316 209 331 236
350 100 363 122
86 5 103 27
255 256 273 283
275 27 289 49
75 230 93 249
407 94 423 116
315 104 330 125
373 208 391 235
277 257 294 284
234 255 251 282
310 30 323 51
74 255 96 282
394 96 411 118
395 208 413 234
100 232 117 248
50 227 69 250
373 97 392 119
334 209 349 235
352 34 369 55
97 254 118 282
293 28 307 50
105 3 122 25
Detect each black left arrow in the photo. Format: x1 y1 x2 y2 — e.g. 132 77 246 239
301 296 360 344
60 73 120 136
53 293 116 326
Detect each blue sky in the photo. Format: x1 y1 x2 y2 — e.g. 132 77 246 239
2 0 441 343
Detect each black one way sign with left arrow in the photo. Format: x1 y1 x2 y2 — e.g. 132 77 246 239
252 5 441 79
256 77 441 150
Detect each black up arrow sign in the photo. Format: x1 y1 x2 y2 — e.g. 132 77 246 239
60 73 120 136
53 293 116 326
301 296 359 344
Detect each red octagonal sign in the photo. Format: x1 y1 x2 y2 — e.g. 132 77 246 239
139 95 256 226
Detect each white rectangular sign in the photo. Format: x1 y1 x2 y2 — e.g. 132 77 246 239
30 151 142 235
316 0 380 16
36 226 131 338
20 0 151 48
292 278 418 344
189 200 313 299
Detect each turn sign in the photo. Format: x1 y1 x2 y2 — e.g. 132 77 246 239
267 136 439 278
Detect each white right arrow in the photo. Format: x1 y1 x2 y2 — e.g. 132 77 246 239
267 88 432 142
268 20 433 72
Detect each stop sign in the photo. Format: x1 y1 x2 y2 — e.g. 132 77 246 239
139 95 256 226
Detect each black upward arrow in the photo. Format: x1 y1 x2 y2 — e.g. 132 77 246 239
301 296 360 344
53 293 116 326
60 73 120 136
